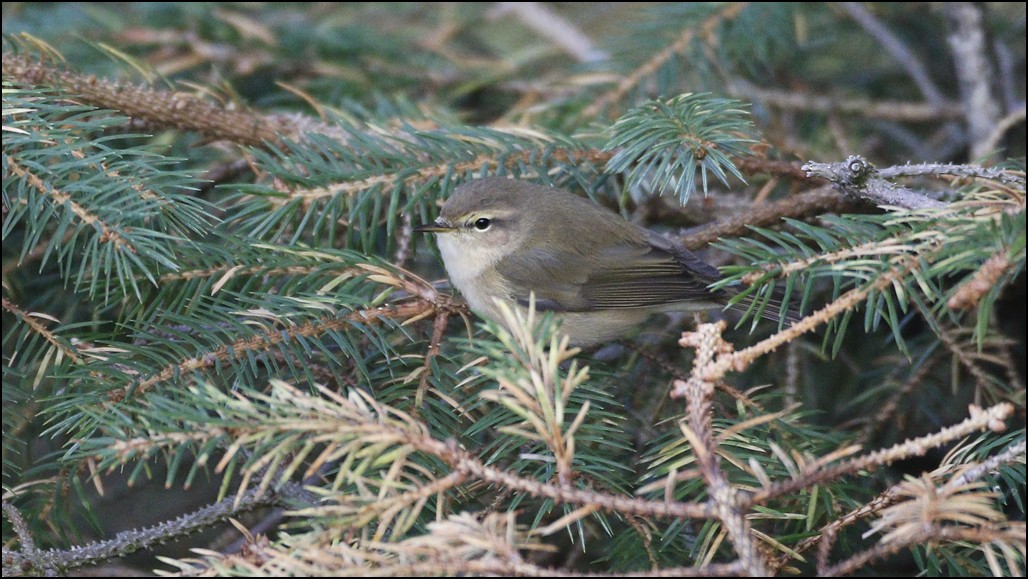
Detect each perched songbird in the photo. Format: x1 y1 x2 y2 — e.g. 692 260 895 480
417 178 793 346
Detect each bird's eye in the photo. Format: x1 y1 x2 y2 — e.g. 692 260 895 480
473 217 492 231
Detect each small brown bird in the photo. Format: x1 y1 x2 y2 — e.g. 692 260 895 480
417 178 793 346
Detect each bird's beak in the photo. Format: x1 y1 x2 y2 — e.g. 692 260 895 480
414 220 456 233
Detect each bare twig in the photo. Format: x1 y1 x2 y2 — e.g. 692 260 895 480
980 104 1027 157
878 162 1024 186
491 3 607 63
727 78 962 122
840 3 947 106
943 3 1004 159
2 501 45 574
804 156 946 209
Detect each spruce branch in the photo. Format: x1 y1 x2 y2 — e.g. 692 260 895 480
119 300 437 401
2 485 283 576
1 296 82 365
581 3 747 118
745 403 1014 507
947 251 1019 310
774 437 1025 573
604 94 758 203
2 52 311 147
168 510 748 576
822 525 1024 577
265 140 611 211
677 321 769 576
677 186 859 250
6 156 137 255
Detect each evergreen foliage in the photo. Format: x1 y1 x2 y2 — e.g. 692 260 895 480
3 3 1025 576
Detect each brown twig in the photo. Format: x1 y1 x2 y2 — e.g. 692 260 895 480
677 186 859 250
419 438 717 521
1 296 82 365
414 309 453 412
677 321 769 576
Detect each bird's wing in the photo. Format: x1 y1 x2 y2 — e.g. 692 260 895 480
494 232 725 313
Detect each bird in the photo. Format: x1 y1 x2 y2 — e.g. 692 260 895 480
416 178 794 346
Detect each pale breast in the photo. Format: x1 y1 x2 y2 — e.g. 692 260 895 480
437 235 514 322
